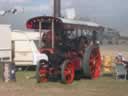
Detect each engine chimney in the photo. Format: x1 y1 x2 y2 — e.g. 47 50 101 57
53 0 61 17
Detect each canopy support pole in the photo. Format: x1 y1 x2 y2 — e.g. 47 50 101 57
52 19 55 48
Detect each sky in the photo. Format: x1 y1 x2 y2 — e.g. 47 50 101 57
0 0 128 36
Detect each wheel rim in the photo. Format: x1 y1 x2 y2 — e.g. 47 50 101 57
39 66 48 82
89 48 101 79
64 62 74 84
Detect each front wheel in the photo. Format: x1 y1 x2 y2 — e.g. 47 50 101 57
36 60 48 83
61 60 75 84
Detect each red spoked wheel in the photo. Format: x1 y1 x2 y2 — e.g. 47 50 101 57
89 48 101 79
36 60 48 83
61 60 75 84
38 67 48 82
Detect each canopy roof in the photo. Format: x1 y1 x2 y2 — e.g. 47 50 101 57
26 16 104 31
59 17 100 27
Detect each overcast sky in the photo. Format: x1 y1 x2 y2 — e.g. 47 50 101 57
0 0 128 36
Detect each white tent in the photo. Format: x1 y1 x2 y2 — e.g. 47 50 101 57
12 30 40 66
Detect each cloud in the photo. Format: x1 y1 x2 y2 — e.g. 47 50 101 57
0 0 32 9
24 4 51 16
0 0 127 36
25 5 49 12
0 0 32 3
62 0 73 8
61 0 128 35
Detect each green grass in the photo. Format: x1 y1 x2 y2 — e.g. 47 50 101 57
0 71 128 96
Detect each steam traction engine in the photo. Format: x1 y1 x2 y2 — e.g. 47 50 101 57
26 16 104 84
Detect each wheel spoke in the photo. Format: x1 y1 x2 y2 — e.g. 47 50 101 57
64 69 70 76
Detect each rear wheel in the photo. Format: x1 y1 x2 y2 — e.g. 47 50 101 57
82 46 101 79
61 60 75 84
89 47 101 78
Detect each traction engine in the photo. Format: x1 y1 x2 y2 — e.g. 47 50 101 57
26 16 103 84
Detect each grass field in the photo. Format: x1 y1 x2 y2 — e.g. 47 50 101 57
0 44 128 96
0 71 128 96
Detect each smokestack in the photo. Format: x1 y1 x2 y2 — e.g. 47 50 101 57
53 0 61 17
